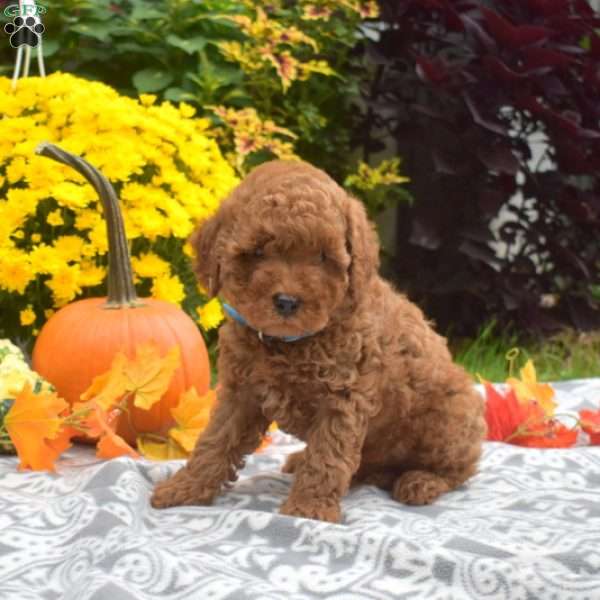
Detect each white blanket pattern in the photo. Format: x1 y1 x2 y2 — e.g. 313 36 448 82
1 380 600 600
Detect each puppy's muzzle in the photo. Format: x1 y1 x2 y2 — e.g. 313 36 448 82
273 293 301 317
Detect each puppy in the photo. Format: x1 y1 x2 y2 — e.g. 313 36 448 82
151 160 486 522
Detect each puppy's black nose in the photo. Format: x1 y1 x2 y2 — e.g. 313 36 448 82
273 293 300 316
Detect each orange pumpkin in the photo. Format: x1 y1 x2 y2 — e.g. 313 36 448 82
32 143 210 445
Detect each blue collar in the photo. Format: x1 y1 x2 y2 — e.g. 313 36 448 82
222 302 314 343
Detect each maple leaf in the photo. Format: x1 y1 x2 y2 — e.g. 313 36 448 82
72 400 138 459
97 430 139 460
138 388 276 461
80 353 129 410
168 387 215 452
137 435 188 460
4 383 73 471
579 408 600 445
71 400 120 438
511 421 578 448
124 344 180 411
484 380 578 448
484 382 545 442
80 344 180 412
506 359 557 416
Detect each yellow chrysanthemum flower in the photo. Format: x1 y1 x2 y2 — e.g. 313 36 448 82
196 298 225 330
54 235 85 262
29 244 62 275
139 94 157 106
19 307 36 327
78 263 106 288
151 275 186 305
132 253 171 279
46 265 82 306
0 252 33 293
47 210 64 227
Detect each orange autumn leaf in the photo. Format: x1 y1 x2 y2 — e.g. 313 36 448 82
4 382 72 471
80 353 129 410
80 344 180 412
168 387 216 452
47 425 78 456
506 359 557 416
97 430 139 460
138 387 274 461
579 408 600 444
74 400 138 460
71 400 121 438
123 344 180 411
91 404 138 460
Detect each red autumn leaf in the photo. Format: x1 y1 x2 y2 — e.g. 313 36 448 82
511 421 578 448
484 382 545 441
579 408 600 444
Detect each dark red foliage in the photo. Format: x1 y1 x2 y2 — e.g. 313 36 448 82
356 0 600 335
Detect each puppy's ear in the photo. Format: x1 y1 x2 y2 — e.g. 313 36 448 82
344 195 380 302
190 212 223 298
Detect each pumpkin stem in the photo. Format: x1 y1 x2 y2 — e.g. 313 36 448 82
36 142 142 309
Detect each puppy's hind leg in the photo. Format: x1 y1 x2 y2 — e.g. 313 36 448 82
392 470 450 505
391 461 479 505
281 449 306 474
391 382 485 506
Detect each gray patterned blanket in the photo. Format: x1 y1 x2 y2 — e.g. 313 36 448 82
1 379 599 600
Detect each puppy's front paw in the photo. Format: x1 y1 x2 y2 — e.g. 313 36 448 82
151 469 217 509
280 496 341 523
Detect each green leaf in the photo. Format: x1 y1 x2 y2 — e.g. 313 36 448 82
132 68 174 92
107 42 163 57
71 22 113 42
166 34 207 54
131 4 164 20
221 88 252 105
41 39 59 57
164 87 197 102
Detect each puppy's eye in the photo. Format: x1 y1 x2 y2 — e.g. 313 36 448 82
254 247 264 258
320 250 327 263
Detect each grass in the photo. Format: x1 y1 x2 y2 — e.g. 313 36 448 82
451 322 600 382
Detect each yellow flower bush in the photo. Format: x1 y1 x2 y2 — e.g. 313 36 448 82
0 73 237 340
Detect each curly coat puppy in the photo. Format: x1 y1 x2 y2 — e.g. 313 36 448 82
151 160 486 522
